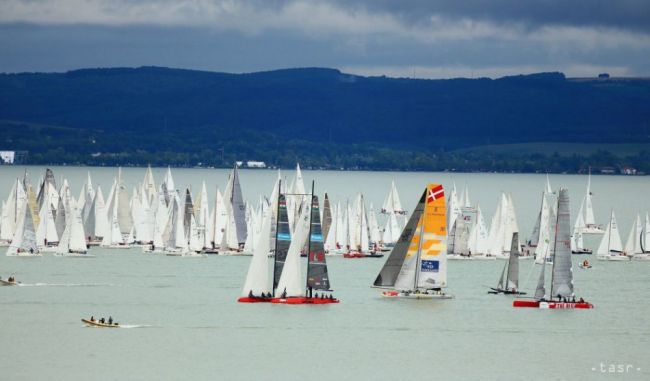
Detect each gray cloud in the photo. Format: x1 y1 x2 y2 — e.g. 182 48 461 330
342 0 650 31
0 1 649 77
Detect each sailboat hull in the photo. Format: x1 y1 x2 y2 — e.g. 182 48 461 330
488 288 526 295
381 290 453 299
237 297 273 303
581 226 605 234
1 279 19 286
343 252 383 258
270 297 339 304
632 253 650 261
513 300 594 309
596 255 630 261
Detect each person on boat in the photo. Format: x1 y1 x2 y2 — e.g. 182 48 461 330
100 318 105 324
281 288 287 298
248 290 254 298
108 317 113 325
579 297 584 303
90 316 95 322
29 248 34 254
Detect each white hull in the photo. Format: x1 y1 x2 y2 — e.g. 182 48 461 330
381 290 453 299
448 254 496 261
581 226 605 235
55 253 94 257
632 254 650 261
596 255 630 261
6 252 42 257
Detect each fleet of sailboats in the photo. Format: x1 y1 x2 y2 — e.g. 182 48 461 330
513 188 594 309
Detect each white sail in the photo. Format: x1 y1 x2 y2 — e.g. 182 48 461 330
56 195 87 254
468 205 489 254
94 186 107 239
196 181 210 249
36 197 58 246
571 212 585 252
381 180 405 215
275 201 311 297
641 213 650 253
584 172 596 226
6 201 39 256
597 210 623 256
241 196 274 296
624 214 643 255
143 165 157 203
447 183 462 234
324 203 338 252
368 203 382 245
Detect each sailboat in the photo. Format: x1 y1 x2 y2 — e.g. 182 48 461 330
239 182 338 304
623 214 644 258
579 169 605 234
55 194 91 257
570 208 592 254
219 164 247 253
596 210 629 261
488 233 525 295
344 194 383 258
380 181 406 249
632 213 650 261
373 184 452 299
513 188 594 309
6 201 40 256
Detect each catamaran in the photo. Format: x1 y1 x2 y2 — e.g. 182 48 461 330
373 184 452 299
239 182 338 304
489 233 525 295
596 210 629 261
513 188 593 309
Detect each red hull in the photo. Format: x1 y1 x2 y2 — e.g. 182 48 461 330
237 297 272 303
513 300 594 309
270 297 340 304
343 252 366 258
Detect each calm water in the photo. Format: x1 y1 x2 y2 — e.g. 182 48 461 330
1 166 649 380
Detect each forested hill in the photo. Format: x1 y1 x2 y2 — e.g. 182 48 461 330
1 66 649 171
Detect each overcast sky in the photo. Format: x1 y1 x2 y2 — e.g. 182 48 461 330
1 0 649 78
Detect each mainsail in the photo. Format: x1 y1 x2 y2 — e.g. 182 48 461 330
374 184 447 290
307 195 331 291
272 194 291 293
550 188 574 298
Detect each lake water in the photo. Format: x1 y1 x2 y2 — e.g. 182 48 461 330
1 166 649 380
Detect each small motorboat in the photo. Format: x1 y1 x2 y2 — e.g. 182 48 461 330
81 318 120 328
1 278 19 286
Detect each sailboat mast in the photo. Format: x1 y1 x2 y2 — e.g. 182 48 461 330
305 181 315 292
359 195 363 252
607 210 612 253
414 216 425 290
549 196 561 299
271 180 282 297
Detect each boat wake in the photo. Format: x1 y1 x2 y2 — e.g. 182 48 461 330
118 324 155 329
18 282 113 287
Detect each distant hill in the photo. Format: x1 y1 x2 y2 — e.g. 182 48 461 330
1 66 649 171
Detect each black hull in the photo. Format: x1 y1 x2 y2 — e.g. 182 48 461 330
489 287 527 295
